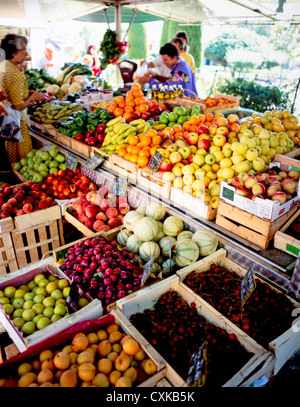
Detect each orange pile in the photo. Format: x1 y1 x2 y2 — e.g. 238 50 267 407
102 83 165 119
116 129 163 167
199 95 238 108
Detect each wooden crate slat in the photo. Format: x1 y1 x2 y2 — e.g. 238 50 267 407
37 225 50 257
0 234 18 276
25 229 40 265
13 205 61 231
11 233 27 270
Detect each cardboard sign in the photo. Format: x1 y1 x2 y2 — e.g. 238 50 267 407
187 341 207 387
110 176 128 197
84 154 104 170
65 152 78 171
140 253 155 287
241 264 256 306
148 150 164 172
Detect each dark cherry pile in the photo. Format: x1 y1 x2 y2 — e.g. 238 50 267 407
183 264 295 348
59 235 143 308
129 290 253 387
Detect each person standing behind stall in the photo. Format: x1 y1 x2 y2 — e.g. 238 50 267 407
0 34 45 162
175 31 196 75
82 45 102 77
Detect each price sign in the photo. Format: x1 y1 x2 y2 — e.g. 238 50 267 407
241 264 256 306
111 176 128 197
187 341 207 387
140 253 155 287
84 154 104 170
65 152 78 171
148 150 164 172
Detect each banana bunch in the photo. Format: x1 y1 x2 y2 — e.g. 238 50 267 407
100 117 151 155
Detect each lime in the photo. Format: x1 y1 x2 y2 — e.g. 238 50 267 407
57 279 69 290
185 106 192 115
159 115 169 124
22 309 36 322
23 300 35 310
27 280 37 291
78 298 89 308
24 292 35 301
35 287 46 296
14 289 26 298
45 282 58 295
54 304 66 317
32 303 44 315
43 296 55 308
51 289 63 300
55 299 66 306
4 286 16 298
13 309 23 318
21 321 35 335
3 304 14 315
0 297 10 305
0 290 4 298
168 112 178 122
177 115 187 124
12 297 25 309
43 307 54 319
18 284 29 293
174 106 186 116
32 314 43 325
51 314 62 323
13 317 25 329
36 317 51 330
186 115 191 121
33 274 45 285
168 122 177 128
48 275 58 283
38 278 49 288
63 287 71 298
33 294 45 304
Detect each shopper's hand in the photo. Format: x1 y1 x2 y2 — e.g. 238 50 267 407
0 91 7 102
31 90 45 102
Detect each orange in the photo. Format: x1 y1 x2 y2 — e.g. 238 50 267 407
173 124 182 133
190 124 198 133
198 114 206 123
139 104 149 113
133 90 144 98
137 156 149 167
130 154 138 163
214 113 225 120
158 104 166 111
118 101 126 109
114 108 124 117
126 145 132 154
140 135 152 146
189 116 200 125
128 135 139 145
107 105 116 114
131 83 141 91
152 135 162 145
147 129 158 138
139 149 150 157
125 99 135 107
123 112 132 120
115 96 125 105
205 113 213 122
117 147 127 157
131 145 141 155
124 153 132 161
174 131 183 140
150 146 158 156
162 126 173 135
182 121 191 131
151 100 158 107
124 105 134 113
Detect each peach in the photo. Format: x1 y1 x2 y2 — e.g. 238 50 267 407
60 369 78 387
86 191 97 202
90 193 103 206
96 212 107 222
93 219 105 232
98 187 109 198
39 349 54 363
107 217 121 229
22 203 33 213
114 353 131 372
87 332 98 345
118 203 130 215
78 363 96 381
38 199 50 209
105 207 118 219
107 352 119 363
78 213 88 223
7 198 18 206
1 203 12 212
108 330 124 344
85 204 99 218
98 225 110 232
85 216 96 229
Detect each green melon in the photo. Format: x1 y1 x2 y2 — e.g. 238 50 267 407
163 216 184 237
159 236 177 257
126 234 142 254
134 216 159 242
177 230 193 241
153 221 165 242
123 210 144 232
173 239 199 267
117 229 133 247
162 258 175 270
139 241 161 262
145 202 166 221
192 229 218 257
136 205 147 215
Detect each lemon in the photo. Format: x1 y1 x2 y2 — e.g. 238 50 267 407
21 321 36 335
34 274 45 285
4 286 16 299
36 317 51 330
57 279 69 290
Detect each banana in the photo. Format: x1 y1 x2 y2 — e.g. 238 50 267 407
106 116 125 127
123 127 136 137
118 124 132 135
152 124 167 130
136 123 147 133
116 134 128 144
129 119 145 126
143 123 151 133
112 122 126 134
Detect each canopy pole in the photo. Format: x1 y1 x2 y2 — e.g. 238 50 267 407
115 3 122 42
123 9 137 42
103 8 110 29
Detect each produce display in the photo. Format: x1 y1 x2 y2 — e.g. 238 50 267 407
0 273 73 336
229 167 299 204
183 263 295 348
198 95 239 109
12 145 67 182
24 69 59 91
70 186 131 232
0 181 57 218
59 234 144 309
0 323 158 387
130 290 253 387
56 63 93 85
29 99 84 124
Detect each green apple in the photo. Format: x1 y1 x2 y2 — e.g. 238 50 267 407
204 153 216 165
252 157 266 172
193 154 205 166
245 148 259 162
178 146 191 160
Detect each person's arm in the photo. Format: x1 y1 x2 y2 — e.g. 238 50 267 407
148 72 170 83
11 89 44 112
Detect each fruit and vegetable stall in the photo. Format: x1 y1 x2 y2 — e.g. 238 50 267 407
0 77 300 388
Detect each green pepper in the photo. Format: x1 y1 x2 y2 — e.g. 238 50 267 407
86 124 96 131
74 117 84 126
73 111 86 119
87 113 97 120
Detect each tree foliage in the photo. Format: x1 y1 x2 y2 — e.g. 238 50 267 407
127 23 148 60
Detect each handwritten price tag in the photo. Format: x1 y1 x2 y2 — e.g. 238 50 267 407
140 253 155 287
241 264 256 306
110 177 128 197
148 150 164 172
65 153 78 171
187 341 207 387
84 155 104 170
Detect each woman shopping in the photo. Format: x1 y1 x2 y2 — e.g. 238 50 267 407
82 45 102 77
0 34 45 162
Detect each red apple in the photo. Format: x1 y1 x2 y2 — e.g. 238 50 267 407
185 132 199 145
197 138 211 150
216 126 229 137
159 159 172 172
197 125 209 135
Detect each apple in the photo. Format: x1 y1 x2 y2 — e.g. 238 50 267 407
159 159 172 172
266 185 280 198
288 170 300 180
171 162 184 176
244 174 257 190
278 171 288 179
252 182 266 196
192 154 205 166
178 146 191 160
252 157 266 172
235 187 250 197
167 144 178 153
230 176 244 188
282 179 296 194
213 134 227 147
209 125 218 136
216 126 229 137
169 151 183 164
227 114 239 124
197 125 209 135
185 132 199 145
271 191 287 204
197 138 210 150
204 153 216 165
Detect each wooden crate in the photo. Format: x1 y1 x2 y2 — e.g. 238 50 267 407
0 257 104 354
274 151 300 169
177 248 300 376
11 205 64 269
199 94 240 115
0 218 18 276
274 208 300 257
109 154 138 183
41 124 57 137
54 131 72 148
64 203 124 237
114 274 273 387
70 137 93 159
137 168 171 200
216 200 298 250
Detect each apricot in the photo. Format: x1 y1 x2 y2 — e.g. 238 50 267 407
69 352 78 364
107 351 119 363
115 376 132 387
54 351 71 370
78 362 96 381
97 358 113 375
77 350 95 365
39 381 54 387
71 335 89 352
39 349 53 363
31 360 41 371
96 329 108 341
92 372 109 387
62 344 73 354
70 364 79 374
17 362 32 376
60 369 78 387
108 370 122 386
143 359 157 375
115 353 131 372
85 347 96 358
18 372 37 387
73 332 86 338
124 366 138 383
112 343 122 353
54 370 63 382
41 359 55 372
133 347 146 361
108 330 124 344
27 382 39 387
120 334 133 346
97 339 112 357
106 324 119 334
87 332 98 345
81 381 91 387
37 368 54 384
122 338 140 355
